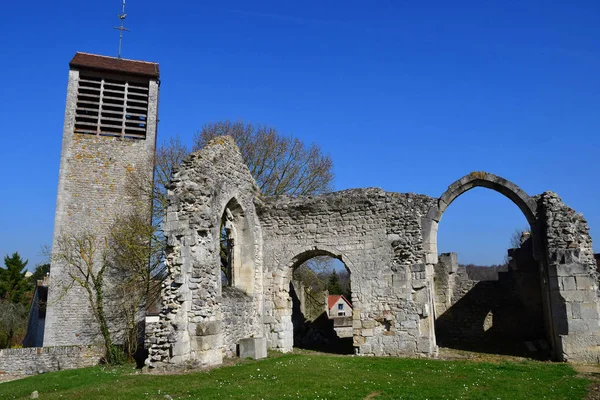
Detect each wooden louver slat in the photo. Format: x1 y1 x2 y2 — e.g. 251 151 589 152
74 74 149 139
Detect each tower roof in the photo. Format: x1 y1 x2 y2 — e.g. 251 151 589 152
69 52 159 78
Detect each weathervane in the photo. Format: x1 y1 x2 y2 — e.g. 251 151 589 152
114 0 129 58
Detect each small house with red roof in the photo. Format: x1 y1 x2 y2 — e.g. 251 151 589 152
328 295 353 318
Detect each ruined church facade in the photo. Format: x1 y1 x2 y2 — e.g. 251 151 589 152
146 137 600 368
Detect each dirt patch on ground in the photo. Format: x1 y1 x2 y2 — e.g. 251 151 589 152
0 374 25 384
437 347 540 363
570 364 600 400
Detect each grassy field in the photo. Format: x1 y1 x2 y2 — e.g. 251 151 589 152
0 353 591 400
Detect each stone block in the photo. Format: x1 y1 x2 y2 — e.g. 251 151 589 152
579 302 600 319
354 335 366 345
568 319 597 334
561 277 577 291
194 334 220 351
412 279 426 289
238 337 267 360
360 344 372 354
362 320 375 329
576 276 596 291
424 253 438 265
196 321 220 336
392 274 408 289
417 338 431 353
549 262 589 277
561 290 597 302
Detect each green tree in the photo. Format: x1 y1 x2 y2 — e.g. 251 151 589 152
327 271 342 295
0 253 32 306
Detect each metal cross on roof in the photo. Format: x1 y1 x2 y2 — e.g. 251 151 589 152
113 0 130 59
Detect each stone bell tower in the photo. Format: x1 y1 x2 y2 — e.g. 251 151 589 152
43 53 160 346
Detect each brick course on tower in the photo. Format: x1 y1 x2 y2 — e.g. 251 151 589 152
43 52 159 346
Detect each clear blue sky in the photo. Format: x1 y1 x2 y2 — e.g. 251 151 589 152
1 1 598 269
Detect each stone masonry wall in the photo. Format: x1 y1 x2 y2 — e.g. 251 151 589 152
44 69 159 347
146 145 600 366
540 191 600 362
146 137 263 369
221 287 259 357
0 346 102 375
257 189 436 357
435 256 545 353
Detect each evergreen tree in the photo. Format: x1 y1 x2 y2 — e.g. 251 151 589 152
0 253 32 306
327 271 342 295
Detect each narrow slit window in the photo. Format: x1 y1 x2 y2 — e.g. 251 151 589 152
74 74 149 139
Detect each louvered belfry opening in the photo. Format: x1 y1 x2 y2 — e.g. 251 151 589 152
74 72 150 139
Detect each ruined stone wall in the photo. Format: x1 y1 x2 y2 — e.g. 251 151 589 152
540 192 600 362
44 69 159 347
0 346 102 375
221 287 259 357
433 253 458 316
146 149 600 366
435 262 544 353
450 265 508 303
257 189 436 357
146 137 263 369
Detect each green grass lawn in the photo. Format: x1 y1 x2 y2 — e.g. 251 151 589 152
0 354 591 400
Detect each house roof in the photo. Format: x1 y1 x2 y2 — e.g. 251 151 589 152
328 295 352 310
69 52 160 78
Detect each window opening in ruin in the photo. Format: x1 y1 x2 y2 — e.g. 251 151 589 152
290 254 353 355
220 220 233 286
74 73 149 139
433 188 548 359
219 199 254 294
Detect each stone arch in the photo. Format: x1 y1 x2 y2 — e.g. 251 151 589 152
423 172 560 358
267 246 355 353
220 197 256 294
422 172 538 263
286 247 354 274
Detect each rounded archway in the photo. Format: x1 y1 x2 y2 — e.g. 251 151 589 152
287 248 354 354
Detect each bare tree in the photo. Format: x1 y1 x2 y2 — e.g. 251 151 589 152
509 228 531 249
154 136 190 219
104 152 175 360
0 301 27 348
193 121 335 282
193 121 334 196
109 211 163 359
107 124 334 354
52 232 123 364
125 135 189 225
